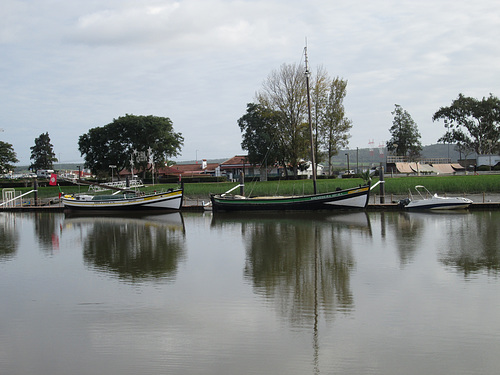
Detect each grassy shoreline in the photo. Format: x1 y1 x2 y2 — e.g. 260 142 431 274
6 174 499 200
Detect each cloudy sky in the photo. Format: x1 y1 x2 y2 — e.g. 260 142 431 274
2 0 499 166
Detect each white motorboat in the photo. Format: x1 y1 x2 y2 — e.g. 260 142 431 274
399 185 472 210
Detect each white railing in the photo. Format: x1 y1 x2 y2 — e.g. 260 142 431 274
1 189 37 207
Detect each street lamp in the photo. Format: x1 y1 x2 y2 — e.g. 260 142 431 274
109 165 117 182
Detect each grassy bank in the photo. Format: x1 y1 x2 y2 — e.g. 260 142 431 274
4 174 499 200
381 174 500 195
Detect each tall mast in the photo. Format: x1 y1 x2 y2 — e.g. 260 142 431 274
305 44 317 194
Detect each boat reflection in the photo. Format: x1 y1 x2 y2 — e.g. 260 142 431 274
64 212 186 282
393 210 500 276
211 211 373 374
212 212 373 323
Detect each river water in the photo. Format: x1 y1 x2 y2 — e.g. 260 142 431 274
1 210 499 375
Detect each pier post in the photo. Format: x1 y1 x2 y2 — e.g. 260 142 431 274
379 164 385 204
239 172 245 196
34 179 38 206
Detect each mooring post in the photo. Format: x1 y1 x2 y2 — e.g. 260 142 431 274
34 179 38 206
379 164 385 204
239 172 245 196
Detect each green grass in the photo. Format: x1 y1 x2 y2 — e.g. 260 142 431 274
4 174 499 200
381 174 500 195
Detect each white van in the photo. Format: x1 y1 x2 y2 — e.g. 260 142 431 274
36 169 55 178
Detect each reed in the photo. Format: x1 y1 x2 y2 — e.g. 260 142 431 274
381 175 500 195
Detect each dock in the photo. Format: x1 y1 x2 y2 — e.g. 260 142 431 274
1 201 499 212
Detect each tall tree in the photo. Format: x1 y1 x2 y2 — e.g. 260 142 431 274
78 114 183 177
256 62 310 177
386 104 422 159
310 65 331 165
238 103 281 179
30 132 57 171
0 141 19 173
432 93 500 155
320 77 352 175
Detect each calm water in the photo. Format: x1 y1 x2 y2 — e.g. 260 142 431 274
1 210 499 375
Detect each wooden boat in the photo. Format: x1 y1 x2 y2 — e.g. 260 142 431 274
210 184 370 211
62 188 183 211
398 185 472 210
210 46 371 212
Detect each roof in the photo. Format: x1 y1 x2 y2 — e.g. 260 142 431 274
395 162 414 173
156 165 183 175
221 155 251 167
432 164 456 174
164 162 219 175
411 163 439 173
451 163 465 171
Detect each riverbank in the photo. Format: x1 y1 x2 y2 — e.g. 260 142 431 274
3 198 500 212
3 173 500 200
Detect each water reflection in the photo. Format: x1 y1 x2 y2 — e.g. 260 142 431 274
435 211 500 276
389 212 425 265
33 212 64 254
2 210 500 375
64 212 186 282
0 212 19 261
212 212 372 324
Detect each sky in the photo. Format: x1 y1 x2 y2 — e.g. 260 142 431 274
2 0 499 166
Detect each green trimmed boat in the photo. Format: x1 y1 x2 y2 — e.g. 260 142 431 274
210 184 370 212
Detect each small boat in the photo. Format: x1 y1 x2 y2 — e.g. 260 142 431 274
399 185 472 210
62 188 183 211
210 184 370 212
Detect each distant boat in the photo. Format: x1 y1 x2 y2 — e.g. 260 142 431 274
399 185 472 210
62 188 183 211
210 45 371 212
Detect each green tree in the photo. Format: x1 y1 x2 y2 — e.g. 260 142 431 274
247 56 354 178
29 132 57 171
386 104 422 160
320 77 352 175
238 103 282 179
256 62 310 177
0 141 19 173
432 93 500 155
78 114 183 177
309 65 331 165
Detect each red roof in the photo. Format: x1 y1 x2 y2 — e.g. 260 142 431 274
156 165 183 175
160 162 219 175
221 155 250 166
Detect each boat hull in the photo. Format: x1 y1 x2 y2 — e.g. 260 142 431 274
405 197 472 210
62 189 183 211
210 185 370 212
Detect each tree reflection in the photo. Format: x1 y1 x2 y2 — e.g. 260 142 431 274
212 212 372 326
33 212 62 254
67 213 186 282
387 212 425 266
0 213 19 261
438 211 500 276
